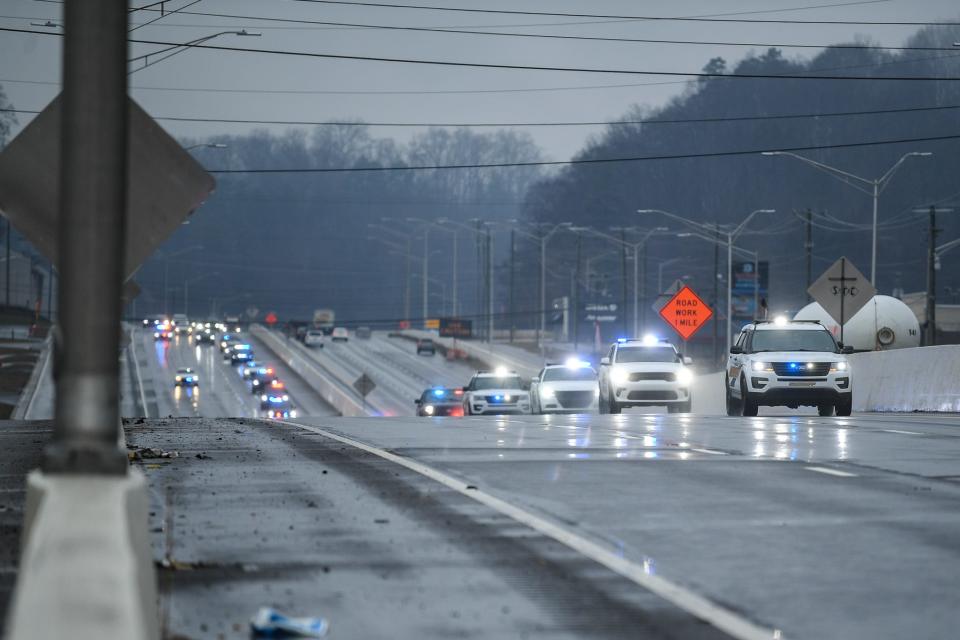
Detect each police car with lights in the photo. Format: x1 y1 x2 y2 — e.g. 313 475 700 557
462 368 531 416
530 358 599 414
598 336 694 414
173 368 198 387
726 318 853 417
414 387 465 417
249 366 278 393
264 401 297 419
260 380 289 410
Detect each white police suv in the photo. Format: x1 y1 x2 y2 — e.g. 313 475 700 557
725 318 853 417
530 359 599 414
462 368 531 415
598 337 694 414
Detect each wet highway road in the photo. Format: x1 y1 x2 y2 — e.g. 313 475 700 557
129 409 960 639
129 327 336 419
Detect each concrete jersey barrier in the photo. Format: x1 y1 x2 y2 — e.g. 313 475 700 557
399 330 542 379
251 325 379 417
851 345 960 412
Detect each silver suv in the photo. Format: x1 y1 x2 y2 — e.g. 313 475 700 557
598 338 694 414
726 319 853 416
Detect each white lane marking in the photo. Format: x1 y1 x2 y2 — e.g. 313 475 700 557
282 421 780 640
129 331 150 418
690 448 727 455
882 429 922 436
805 466 857 478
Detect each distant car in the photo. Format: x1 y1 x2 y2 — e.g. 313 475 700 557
263 400 297 419
462 369 531 416
304 329 325 348
230 345 254 364
530 360 599 414
142 317 161 327
416 338 436 356
249 367 278 393
415 387 465 417
193 330 216 345
331 327 349 342
241 362 262 379
154 323 173 340
219 333 241 352
260 380 289 409
355 326 372 339
174 367 199 387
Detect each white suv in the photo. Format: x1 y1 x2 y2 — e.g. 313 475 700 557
726 319 853 417
463 369 531 415
598 338 694 414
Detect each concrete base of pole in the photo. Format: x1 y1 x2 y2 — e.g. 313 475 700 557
4 469 159 640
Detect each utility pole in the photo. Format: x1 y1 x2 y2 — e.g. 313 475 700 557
509 228 515 343
486 228 494 343
805 209 814 298
47 0 129 473
712 223 719 367
403 237 411 324
574 231 582 350
421 229 429 325
619 228 628 337
927 205 937 346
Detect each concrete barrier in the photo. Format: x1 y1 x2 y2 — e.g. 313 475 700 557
5 470 158 640
11 336 53 420
251 325 376 417
399 330 542 378
851 345 960 412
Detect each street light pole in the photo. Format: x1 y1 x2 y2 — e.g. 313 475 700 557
762 150 932 286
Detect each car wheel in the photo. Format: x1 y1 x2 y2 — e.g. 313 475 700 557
667 404 679 414
598 390 609 414
818 404 835 417
608 394 622 414
725 376 741 416
740 376 758 416
679 400 692 414
836 395 852 417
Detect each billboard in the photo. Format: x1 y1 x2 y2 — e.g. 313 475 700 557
439 317 472 338
731 261 769 322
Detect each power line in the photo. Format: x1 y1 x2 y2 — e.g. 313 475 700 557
6 102 960 128
288 0 960 26
205 133 960 174
42 7 960 53
4 27 960 82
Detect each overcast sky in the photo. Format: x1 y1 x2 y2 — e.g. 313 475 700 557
2 0 959 160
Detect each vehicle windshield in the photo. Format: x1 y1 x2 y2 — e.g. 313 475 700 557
472 376 523 390
615 346 680 363
543 368 597 382
421 389 459 402
750 329 837 352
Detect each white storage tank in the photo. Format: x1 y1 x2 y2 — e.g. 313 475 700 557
793 295 921 351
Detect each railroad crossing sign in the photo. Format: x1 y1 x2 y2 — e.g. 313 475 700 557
659 285 713 341
353 373 377 398
808 257 876 341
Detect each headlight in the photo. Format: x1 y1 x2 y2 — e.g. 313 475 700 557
594 387 600 397
175 376 181 381
676 367 694 386
282 395 289 401
610 367 629 385
752 361 772 372
830 361 848 372
261 394 268 401
541 386 555 399
424 405 435 415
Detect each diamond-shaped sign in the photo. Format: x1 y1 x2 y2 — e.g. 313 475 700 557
658 285 714 341
807 257 876 326
353 373 376 398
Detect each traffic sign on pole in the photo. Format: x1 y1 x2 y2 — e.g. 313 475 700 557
658 285 714 341
807 257 876 343
652 279 687 313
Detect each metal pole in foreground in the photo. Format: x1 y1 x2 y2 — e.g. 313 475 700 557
726 236 733 354
46 0 129 474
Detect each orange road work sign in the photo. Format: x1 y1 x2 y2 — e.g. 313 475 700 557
658 285 713 341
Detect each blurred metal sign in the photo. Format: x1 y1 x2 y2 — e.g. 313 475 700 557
353 373 376 398
652 279 686 313
0 94 215 282
808 257 875 326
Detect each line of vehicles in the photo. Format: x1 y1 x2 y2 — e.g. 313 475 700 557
145 317 298 419
414 318 855 418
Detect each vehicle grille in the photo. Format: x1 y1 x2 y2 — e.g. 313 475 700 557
628 371 676 382
627 390 678 401
772 362 831 376
483 395 517 404
555 391 595 408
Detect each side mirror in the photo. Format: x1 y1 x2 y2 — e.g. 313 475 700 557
683 356 693 365
600 357 610 366
414 399 421 405
730 345 743 355
841 345 854 354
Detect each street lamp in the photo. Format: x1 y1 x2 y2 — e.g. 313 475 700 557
762 150 932 286
157 245 204 316
184 143 228 152
640 208 773 352
128 30 261 74
508 222 571 349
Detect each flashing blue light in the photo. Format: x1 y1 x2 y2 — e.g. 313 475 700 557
236 344 252 350
185 377 194 382
433 389 446 397
617 337 628 343
788 362 800 370
258 367 267 374
269 396 283 403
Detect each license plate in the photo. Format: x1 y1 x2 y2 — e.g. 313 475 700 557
788 381 816 387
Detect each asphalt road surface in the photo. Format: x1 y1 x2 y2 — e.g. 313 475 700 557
128 410 960 639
